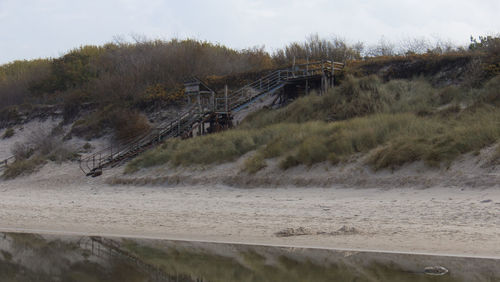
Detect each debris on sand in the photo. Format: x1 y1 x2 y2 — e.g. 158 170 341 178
334 225 360 235
275 227 311 237
424 266 449 276
317 225 361 236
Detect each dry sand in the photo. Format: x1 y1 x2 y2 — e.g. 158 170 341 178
0 118 499 258
0 160 499 258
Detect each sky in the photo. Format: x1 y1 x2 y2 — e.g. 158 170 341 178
1 0 499 64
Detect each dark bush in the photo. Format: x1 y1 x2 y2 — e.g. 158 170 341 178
11 142 34 160
2 128 14 139
111 109 151 142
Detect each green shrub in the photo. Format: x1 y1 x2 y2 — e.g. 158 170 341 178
2 128 14 139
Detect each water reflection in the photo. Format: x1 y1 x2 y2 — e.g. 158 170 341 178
0 232 498 282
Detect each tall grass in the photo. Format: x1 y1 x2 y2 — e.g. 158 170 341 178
241 75 445 129
127 75 500 173
127 107 500 173
2 126 78 179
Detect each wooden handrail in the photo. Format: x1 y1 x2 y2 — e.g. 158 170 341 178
80 61 344 176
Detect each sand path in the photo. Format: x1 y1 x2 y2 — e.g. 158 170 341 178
0 163 499 258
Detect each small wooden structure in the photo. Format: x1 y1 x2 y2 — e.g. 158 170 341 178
184 77 215 113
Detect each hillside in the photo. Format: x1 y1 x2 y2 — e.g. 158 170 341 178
0 35 499 261
1 35 500 181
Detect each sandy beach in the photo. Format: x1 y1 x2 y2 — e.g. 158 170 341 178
0 161 499 258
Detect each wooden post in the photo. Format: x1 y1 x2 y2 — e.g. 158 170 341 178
197 92 202 113
224 85 228 113
211 91 215 111
177 112 181 135
331 59 335 88
306 57 309 76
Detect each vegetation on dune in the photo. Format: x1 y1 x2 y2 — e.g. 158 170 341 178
2 156 46 180
2 128 78 179
0 38 277 140
70 106 151 141
2 127 14 139
1 34 500 175
127 73 500 173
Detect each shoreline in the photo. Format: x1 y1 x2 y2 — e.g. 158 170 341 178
1 227 499 260
0 163 499 259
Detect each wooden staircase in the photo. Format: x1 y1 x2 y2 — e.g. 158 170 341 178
80 105 201 176
80 60 344 176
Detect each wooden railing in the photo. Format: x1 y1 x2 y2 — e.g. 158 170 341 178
79 60 344 176
0 156 15 172
79 104 200 176
216 60 343 113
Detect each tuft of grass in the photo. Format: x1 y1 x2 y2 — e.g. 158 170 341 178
295 136 329 166
368 139 428 170
2 127 14 139
479 75 500 106
2 156 46 179
279 155 300 170
243 153 267 174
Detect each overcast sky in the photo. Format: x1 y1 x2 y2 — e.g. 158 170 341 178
1 0 499 64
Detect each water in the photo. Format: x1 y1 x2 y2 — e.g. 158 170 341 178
0 232 498 282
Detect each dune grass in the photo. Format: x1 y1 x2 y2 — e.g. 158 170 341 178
126 75 500 173
127 107 500 173
2 156 46 179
